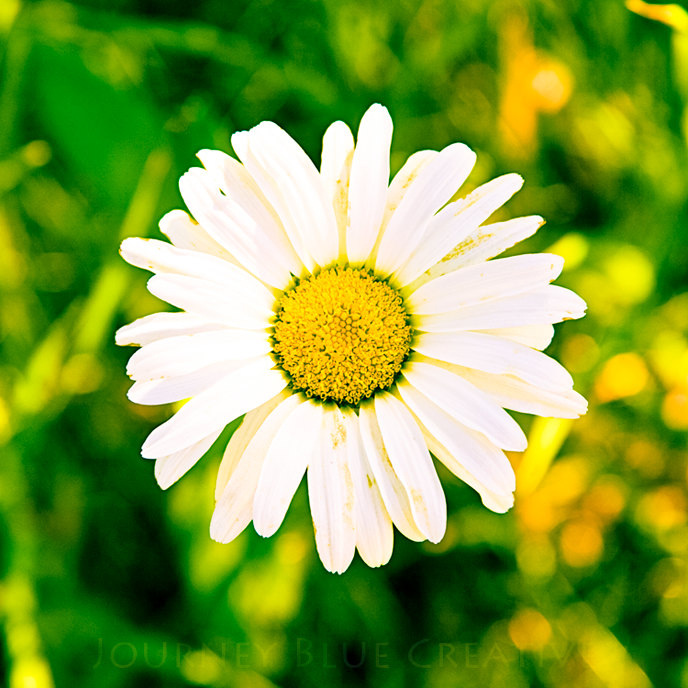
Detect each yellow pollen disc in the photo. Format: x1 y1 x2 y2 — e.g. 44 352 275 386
272 267 413 405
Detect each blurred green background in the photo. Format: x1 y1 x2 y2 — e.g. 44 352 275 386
1 0 688 686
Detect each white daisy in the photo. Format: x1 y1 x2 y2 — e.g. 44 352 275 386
117 104 587 573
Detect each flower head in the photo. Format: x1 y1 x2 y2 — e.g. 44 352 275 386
117 104 587 573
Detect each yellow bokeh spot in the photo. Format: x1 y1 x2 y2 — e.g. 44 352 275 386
560 333 600 374
560 519 604 567
595 352 650 402
180 649 224 686
508 609 552 651
662 388 688 430
625 439 665 477
518 494 560 533
516 536 557 578
544 457 591 506
582 478 627 523
649 330 688 389
604 245 655 306
636 486 687 531
531 61 573 113
546 233 589 271
21 141 52 168
273 267 412 405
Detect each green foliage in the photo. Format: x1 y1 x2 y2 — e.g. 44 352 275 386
1 0 687 686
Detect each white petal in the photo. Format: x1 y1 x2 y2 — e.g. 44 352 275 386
233 122 339 269
376 143 477 277
477 324 555 351
307 406 356 573
402 361 527 451
455 366 588 418
115 312 221 347
146 273 274 330
346 104 393 264
126 330 271 381
210 393 302 543
153 429 222 490
179 167 297 288
120 237 251 286
320 121 354 257
422 430 514 513
252 399 322 537
407 254 564 314
373 392 446 543
432 215 545 274
158 209 236 262
196 148 279 219
397 174 525 285
197 149 302 271
140 356 287 458
416 285 587 332
321 121 355 194
127 360 246 405
358 404 425 542
381 150 438 227
396 379 515 497
342 408 393 568
412 331 573 391
214 392 289 500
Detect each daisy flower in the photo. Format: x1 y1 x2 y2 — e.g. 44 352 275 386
117 104 587 573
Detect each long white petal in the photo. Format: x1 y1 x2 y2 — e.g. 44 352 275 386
476 324 555 351
429 215 545 276
153 429 222 490
126 330 271 381
252 399 323 537
320 120 355 256
196 149 302 274
127 360 246 405
412 331 573 391
233 122 339 269
358 404 425 542
214 392 289 500
140 356 287 458
120 237 254 287
346 104 393 264
342 408 393 568
210 393 302 543
402 361 527 451
397 174 525 285
396 379 516 497
407 254 564 314
376 143 476 277
307 406 356 574
416 285 587 332
381 150 438 226
454 365 588 418
374 392 446 543
115 312 221 347
422 430 514 513
146 273 274 330
159 209 237 262
179 167 297 288
232 131 313 271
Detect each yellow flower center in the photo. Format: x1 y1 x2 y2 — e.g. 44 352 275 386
272 266 413 405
